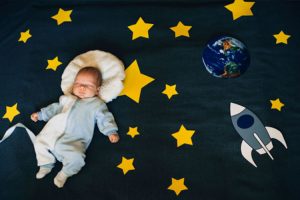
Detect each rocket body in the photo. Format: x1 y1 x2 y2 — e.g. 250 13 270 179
230 103 287 167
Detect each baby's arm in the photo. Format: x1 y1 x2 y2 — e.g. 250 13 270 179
96 103 119 143
31 113 39 122
31 96 65 122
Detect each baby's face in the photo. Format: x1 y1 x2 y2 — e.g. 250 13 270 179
72 72 99 99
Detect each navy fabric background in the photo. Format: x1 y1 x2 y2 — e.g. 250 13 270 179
0 0 299 199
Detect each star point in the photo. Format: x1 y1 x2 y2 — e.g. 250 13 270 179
270 98 284 111
170 21 192 38
51 8 73 25
119 60 155 103
162 84 178 99
172 125 195 147
117 157 135 175
18 29 32 43
167 178 188 196
3 103 20 122
273 31 291 44
128 17 154 40
225 0 255 20
127 127 140 138
46 56 62 71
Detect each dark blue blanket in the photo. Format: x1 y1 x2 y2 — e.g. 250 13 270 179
0 0 299 199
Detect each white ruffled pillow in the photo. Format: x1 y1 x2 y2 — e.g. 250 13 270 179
61 50 125 103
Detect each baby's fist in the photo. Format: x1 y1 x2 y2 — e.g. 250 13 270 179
31 113 39 122
108 133 119 143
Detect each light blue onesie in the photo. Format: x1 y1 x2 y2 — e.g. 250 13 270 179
34 95 118 177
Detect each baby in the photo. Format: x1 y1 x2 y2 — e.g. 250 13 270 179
31 67 119 188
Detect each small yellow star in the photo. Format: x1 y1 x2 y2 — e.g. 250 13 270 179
2 103 20 122
18 29 32 43
51 8 73 25
127 127 140 138
172 125 195 147
170 21 192 38
119 60 155 103
162 84 178 99
270 98 284 111
273 31 291 44
46 56 62 71
167 178 188 196
128 17 154 40
117 157 135 175
225 0 255 20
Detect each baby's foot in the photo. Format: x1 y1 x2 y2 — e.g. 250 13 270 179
54 171 68 188
36 167 52 179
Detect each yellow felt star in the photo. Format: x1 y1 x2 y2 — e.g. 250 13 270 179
170 21 192 38
46 56 62 71
172 125 195 147
51 8 73 25
119 60 155 103
225 0 255 20
128 17 154 40
18 29 32 43
2 103 20 122
117 157 135 175
162 84 178 99
270 98 284 111
127 127 140 138
273 31 291 44
167 178 188 196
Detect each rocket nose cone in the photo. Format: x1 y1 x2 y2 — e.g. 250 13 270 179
230 103 245 116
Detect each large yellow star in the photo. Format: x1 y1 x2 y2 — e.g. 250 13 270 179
172 125 195 147
18 29 32 43
270 98 284 111
167 178 188 196
2 103 20 122
170 21 192 38
127 127 140 138
117 157 135 175
225 0 255 20
119 60 155 103
273 31 291 44
162 84 178 99
46 56 62 71
128 17 154 40
51 8 73 25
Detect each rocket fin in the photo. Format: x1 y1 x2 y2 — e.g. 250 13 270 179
265 126 288 149
241 140 257 167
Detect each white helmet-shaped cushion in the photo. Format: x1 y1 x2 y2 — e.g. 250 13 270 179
61 50 125 103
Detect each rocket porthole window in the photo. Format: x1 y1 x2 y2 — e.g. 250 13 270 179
237 115 254 129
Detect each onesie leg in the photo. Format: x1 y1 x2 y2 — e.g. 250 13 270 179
54 171 68 188
36 163 54 179
34 136 56 166
61 152 86 177
52 152 85 188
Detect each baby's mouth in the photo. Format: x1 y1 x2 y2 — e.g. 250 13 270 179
78 92 85 97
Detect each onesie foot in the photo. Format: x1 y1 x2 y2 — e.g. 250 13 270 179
36 167 52 179
54 171 68 188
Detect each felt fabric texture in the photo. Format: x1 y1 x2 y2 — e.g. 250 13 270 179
0 0 300 200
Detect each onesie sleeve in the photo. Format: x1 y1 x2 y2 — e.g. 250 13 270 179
96 103 118 136
37 95 66 122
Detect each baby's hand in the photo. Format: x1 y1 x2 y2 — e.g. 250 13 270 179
108 133 119 143
31 113 39 122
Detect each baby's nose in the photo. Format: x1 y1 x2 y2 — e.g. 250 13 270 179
79 85 86 90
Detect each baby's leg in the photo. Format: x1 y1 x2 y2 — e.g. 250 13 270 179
54 152 86 188
36 163 54 179
34 135 56 166
34 136 56 179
